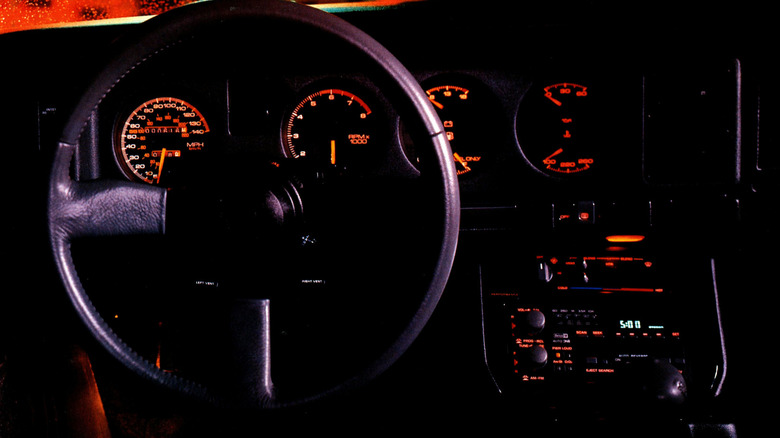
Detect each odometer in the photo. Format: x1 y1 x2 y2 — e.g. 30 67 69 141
116 97 209 186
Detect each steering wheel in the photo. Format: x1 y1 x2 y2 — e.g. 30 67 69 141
47 0 459 409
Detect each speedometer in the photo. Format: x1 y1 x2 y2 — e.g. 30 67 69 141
116 97 209 186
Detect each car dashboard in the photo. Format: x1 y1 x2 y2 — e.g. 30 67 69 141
1 1 773 437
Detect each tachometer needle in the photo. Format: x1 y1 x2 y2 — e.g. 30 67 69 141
156 148 167 184
330 140 336 165
428 96 444 110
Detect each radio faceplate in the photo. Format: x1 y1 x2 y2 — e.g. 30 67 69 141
481 254 690 407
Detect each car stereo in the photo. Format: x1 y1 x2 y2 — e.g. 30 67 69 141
481 253 690 408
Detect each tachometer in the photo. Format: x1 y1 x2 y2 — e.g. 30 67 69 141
284 88 374 168
116 97 209 186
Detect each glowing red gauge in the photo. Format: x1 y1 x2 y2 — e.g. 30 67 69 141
426 85 484 176
517 82 596 176
401 78 498 178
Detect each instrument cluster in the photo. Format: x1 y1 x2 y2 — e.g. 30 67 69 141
104 73 406 189
100 57 738 200
106 74 618 189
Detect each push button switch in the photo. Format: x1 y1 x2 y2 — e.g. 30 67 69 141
553 201 596 226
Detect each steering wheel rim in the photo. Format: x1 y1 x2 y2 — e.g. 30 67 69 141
48 0 459 409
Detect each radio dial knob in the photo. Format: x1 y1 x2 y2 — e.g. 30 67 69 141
524 345 548 370
523 310 546 335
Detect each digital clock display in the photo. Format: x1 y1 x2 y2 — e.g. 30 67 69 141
619 320 642 330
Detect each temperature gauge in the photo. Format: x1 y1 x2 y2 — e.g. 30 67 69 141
517 82 597 177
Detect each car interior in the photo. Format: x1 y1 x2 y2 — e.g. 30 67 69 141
1 0 773 436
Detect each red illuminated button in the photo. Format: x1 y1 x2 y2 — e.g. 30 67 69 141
577 201 595 224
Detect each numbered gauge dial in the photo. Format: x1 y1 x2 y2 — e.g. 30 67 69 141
426 85 486 176
116 97 209 186
401 80 498 178
284 89 374 168
517 82 597 177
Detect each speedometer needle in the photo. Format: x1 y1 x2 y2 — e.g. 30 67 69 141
156 148 167 184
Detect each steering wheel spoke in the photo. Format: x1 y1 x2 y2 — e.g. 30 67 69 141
49 142 167 242
218 299 275 407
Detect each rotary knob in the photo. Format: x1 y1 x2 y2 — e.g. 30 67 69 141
528 345 549 368
515 345 549 371
514 310 546 335
525 310 546 334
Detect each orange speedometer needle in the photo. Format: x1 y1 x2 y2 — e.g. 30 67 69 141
156 148 167 184
330 140 336 165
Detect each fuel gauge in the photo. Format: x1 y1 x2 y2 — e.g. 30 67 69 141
426 85 484 176
401 78 499 178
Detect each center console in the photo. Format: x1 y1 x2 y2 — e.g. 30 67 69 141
479 240 724 414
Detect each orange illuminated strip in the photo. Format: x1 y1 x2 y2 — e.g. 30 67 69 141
312 0 427 12
0 1 179 35
605 235 646 243
1 1 426 35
